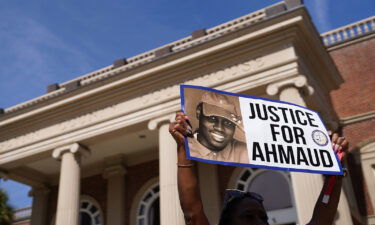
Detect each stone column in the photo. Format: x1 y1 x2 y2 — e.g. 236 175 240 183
103 164 126 225
148 115 185 225
29 186 49 225
267 76 352 225
52 143 90 225
197 163 221 225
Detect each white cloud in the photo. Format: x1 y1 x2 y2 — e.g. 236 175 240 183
0 10 93 108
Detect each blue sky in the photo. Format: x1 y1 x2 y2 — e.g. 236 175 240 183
0 0 374 209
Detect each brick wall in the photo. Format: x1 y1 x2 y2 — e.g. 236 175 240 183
81 175 108 222
124 160 159 225
329 38 375 118
329 37 375 217
46 175 108 225
46 186 58 225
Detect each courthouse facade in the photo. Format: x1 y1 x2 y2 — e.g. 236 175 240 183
1 1 374 225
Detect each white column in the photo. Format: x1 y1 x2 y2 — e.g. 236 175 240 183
277 85 323 224
267 76 352 225
29 186 49 225
103 164 126 225
52 143 90 225
198 163 221 225
149 115 185 225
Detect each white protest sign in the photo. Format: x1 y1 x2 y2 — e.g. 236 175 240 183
181 85 343 175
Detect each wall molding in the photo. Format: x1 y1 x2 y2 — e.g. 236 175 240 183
340 110 375 126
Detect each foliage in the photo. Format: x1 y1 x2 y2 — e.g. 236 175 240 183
0 188 13 225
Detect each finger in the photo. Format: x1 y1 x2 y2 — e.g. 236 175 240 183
175 112 186 120
331 133 339 144
327 130 333 138
336 137 345 146
169 122 185 136
176 114 191 131
172 122 190 136
185 115 193 129
169 122 177 133
341 139 349 151
176 118 188 131
171 128 185 139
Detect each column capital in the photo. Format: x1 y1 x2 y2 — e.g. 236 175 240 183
28 186 50 197
266 75 314 97
52 143 90 160
148 114 175 130
102 164 127 179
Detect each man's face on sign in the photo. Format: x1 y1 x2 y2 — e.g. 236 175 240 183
197 104 236 152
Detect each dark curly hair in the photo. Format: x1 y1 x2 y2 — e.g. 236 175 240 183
218 189 268 225
218 197 244 225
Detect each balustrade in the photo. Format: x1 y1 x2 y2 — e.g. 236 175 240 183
322 16 375 46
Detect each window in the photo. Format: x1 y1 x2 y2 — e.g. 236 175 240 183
235 168 297 225
79 197 103 225
137 183 160 225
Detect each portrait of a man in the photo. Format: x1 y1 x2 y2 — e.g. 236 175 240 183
185 89 249 164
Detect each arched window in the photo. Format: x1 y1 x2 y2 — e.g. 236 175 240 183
136 183 160 225
79 196 103 225
235 168 297 225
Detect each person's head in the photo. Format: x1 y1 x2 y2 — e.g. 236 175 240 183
196 92 242 152
219 189 269 225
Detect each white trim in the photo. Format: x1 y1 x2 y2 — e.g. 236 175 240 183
80 195 103 225
136 183 160 225
129 177 159 225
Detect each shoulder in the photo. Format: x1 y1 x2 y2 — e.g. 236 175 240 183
188 138 201 156
233 140 249 163
233 140 247 151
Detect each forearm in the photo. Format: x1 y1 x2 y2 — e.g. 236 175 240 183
177 144 205 214
171 112 210 225
308 175 343 225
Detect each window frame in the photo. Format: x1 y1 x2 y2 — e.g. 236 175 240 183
79 195 103 225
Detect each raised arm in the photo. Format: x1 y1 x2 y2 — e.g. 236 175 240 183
169 112 210 225
308 133 349 225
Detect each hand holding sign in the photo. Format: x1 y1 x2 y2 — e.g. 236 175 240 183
181 85 343 175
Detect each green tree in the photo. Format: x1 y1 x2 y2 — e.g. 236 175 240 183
0 188 13 225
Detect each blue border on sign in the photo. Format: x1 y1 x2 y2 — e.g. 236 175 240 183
180 84 343 175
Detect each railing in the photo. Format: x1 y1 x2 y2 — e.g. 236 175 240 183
322 16 375 47
13 207 32 222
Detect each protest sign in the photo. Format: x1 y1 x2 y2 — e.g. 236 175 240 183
181 84 343 175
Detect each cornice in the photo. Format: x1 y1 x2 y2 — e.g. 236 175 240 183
0 58 300 164
0 41 298 149
0 13 304 127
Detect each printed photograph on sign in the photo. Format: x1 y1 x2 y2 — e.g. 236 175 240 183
182 87 249 164
181 85 343 175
